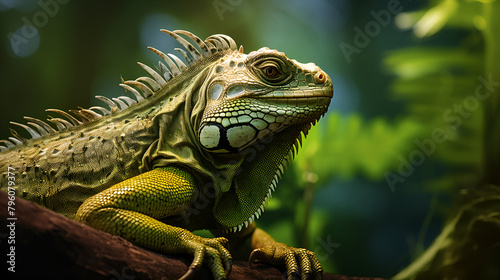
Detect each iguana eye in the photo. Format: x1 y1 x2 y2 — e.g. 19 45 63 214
252 58 292 85
264 66 279 78
258 62 283 82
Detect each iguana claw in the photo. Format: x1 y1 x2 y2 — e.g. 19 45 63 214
178 265 200 280
249 244 323 280
248 248 261 269
179 236 232 280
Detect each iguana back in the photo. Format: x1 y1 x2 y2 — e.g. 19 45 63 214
0 35 227 217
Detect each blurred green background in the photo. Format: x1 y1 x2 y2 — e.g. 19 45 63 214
1 0 497 278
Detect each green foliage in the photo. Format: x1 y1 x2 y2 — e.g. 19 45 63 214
294 112 424 183
388 0 500 278
397 0 483 37
386 46 484 192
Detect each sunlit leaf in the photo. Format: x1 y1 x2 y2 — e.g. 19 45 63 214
414 0 458 37
293 113 424 183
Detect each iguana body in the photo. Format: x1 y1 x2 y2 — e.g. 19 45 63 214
0 30 333 279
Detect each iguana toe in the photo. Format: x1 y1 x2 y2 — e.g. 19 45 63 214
249 244 323 280
181 236 232 280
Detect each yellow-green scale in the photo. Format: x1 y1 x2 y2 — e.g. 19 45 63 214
76 166 195 250
76 166 231 278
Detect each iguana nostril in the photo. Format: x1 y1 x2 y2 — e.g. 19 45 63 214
314 71 326 84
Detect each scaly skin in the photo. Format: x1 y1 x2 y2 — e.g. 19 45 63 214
0 30 333 279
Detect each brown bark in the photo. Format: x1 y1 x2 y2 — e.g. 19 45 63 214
0 191 386 280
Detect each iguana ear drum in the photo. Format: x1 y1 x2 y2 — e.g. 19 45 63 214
199 123 257 153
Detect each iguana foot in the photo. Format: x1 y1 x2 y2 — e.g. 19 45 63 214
179 235 232 280
249 243 323 280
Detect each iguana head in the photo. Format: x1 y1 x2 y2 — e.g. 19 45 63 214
190 39 333 233
198 47 332 153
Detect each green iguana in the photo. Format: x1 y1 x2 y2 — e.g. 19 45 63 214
0 29 333 280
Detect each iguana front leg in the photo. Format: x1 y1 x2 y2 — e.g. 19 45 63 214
75 166 232 280
223 224 323 280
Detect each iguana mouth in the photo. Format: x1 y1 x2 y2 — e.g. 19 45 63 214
255 74 333 107
257 85 333 100
256 95 332 108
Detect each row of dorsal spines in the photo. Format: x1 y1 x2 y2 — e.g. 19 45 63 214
0 30 240 152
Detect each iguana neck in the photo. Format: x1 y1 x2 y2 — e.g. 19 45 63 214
211 124 303 231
